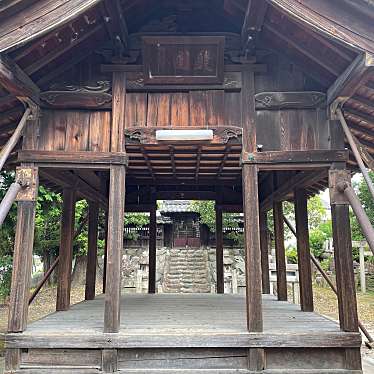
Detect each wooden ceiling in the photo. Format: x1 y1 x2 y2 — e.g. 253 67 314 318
0 0 373 176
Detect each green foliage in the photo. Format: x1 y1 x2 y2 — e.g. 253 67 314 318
0 255 13 302
124 212 149 226
286 246 297 264
351 172 374 241
190 201 243 245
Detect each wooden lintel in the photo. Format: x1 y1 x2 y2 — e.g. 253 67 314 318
328 52 374 106
255 91 326 110
101 63 267 74
242 150 348 166
125 127 242 145
0 55 39 104
18 151 128 166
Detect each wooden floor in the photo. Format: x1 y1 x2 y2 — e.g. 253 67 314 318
6 294 361 349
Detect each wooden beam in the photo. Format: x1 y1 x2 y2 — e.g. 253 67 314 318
0 55 39 103
0 0 102 53
261 170 327 211
40 169 108 208
242 150 348 165
215 206 224 294
241 0 268 51
294 188 314 312
102 0 128 50
85 201 99 301
328 52 374 106
148 203 157 294
273 201 287 301
18 150 127 166
24 24 103 76
259 211 270 294
104 165 126 333
56 188 76 311
8 174 38 332
263 22 341 77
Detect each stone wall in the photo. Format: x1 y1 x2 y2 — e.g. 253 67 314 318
121 246 246 294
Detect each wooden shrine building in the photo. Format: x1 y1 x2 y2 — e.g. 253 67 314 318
1 0 374 372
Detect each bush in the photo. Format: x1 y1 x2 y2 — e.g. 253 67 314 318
0 255 13 302
286 246 298 264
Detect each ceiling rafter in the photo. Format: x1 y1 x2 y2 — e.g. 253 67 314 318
263 22 341 77
24 23 103 76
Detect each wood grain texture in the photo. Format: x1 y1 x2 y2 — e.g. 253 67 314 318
331 200 359 332
85 201 99 301
56 188 76 312
215 207 224 294
148 204 157 294
273 201 287 302
6 294 361 350
294 188 314 312
104 165 126 333
259 212 270 294
242 165 263 332
111 72 126 151
8 198 38 332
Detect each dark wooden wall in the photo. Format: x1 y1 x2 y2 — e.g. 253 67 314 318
26 110 111 152
255 53 331 152
125 90 240 128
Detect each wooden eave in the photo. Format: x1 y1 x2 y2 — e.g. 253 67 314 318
0 0 373 187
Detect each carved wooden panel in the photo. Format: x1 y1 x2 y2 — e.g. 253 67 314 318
142 36 225 85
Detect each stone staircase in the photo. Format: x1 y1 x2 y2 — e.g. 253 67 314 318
162 248 211 293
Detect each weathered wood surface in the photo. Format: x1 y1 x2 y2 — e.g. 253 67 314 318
273 201 287 301
0 0 102 52
56 188 76 311
330 170 359 333
259 212 270 294
215 207 224 294
6 294 361 349
125 90 240 128
242 150 348 164
148 204 156 294
294 188 313 312
28 110 111 152
85 201 99 301
0 55 39 103
104 165 126 333
8 198 38 332
18 150 127 165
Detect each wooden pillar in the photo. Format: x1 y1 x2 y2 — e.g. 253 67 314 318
216 206 224 294
104 165 126 333
273 201 287 301
241 68 264 370
56 188 76 311
242 165 262 331
85 201 99 300
104 68 126 333
148 204 157 294
259 212 270 294
329 169 359 332
8 168 38 332
103 211 108 294
294 188 314 311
